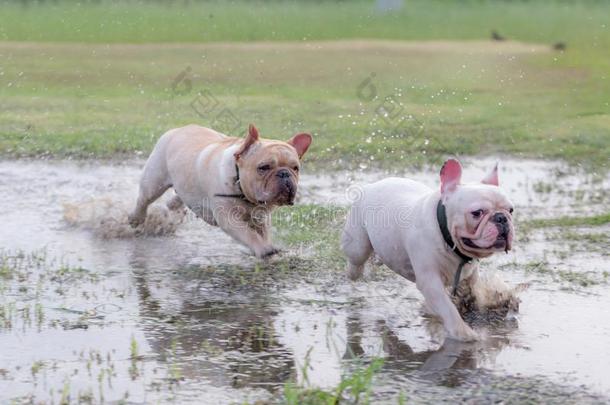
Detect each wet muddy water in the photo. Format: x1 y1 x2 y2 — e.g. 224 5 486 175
0 158 608 403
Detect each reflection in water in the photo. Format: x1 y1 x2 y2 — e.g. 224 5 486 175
342 310 515 390
130 255 296 393
123 247 606 404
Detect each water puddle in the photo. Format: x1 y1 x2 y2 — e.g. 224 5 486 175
0 158 608 403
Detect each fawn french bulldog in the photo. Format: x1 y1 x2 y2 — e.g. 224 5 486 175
129 124 312 258
341 159 514 341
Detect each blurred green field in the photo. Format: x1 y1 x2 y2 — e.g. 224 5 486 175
0 0 609 169
0 0 608 49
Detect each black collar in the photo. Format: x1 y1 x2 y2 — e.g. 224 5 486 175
436 200 473 262
436 200 474 296
214 163 247 200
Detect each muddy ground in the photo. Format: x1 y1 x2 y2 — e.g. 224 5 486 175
0 158 608 403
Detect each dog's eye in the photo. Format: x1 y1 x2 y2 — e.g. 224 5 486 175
257 164 271 172
509 207 514 214
471 209 484 218
293 166 299 172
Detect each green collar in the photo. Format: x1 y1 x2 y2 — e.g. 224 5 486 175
436 200 474 296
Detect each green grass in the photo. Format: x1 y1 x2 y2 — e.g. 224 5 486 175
525 213 610 229
283 358 384 405
0 249 99 330
271 204 346 271
275 205 345 252
0 0 608 49
560 230 609 245
0 0 609 168
521 260 603 287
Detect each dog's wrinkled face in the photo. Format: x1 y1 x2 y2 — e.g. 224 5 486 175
440 159 514 259
235 125 312 206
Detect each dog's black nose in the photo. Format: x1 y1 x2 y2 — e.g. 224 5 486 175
492 212 508 224
276 169 291 179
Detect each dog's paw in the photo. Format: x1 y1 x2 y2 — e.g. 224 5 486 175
128 214 145 228
258 247 280 259
447 325 480 342
347 263 365 281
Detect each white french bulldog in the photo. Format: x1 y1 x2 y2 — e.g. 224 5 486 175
341 159 514 341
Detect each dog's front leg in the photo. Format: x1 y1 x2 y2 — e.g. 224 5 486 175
220 219 278 258
416 271 478 342
214 202 278 258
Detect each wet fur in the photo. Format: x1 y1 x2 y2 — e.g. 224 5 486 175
341 160 515 342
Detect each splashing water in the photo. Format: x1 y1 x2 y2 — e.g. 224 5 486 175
63 198 187 239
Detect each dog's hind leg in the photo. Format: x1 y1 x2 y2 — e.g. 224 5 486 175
129 178 171 228
129 140 172 228
341 206 373 281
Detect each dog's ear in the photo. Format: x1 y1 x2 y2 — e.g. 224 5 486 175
234 124 260 160
287 133 312 159
440 158 462 195
481 162 499 186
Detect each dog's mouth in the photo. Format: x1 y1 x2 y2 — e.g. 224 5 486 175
462 234 510 251
255 176 297 206
258 184 296 206
459 215 513 254
278 181 296 205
